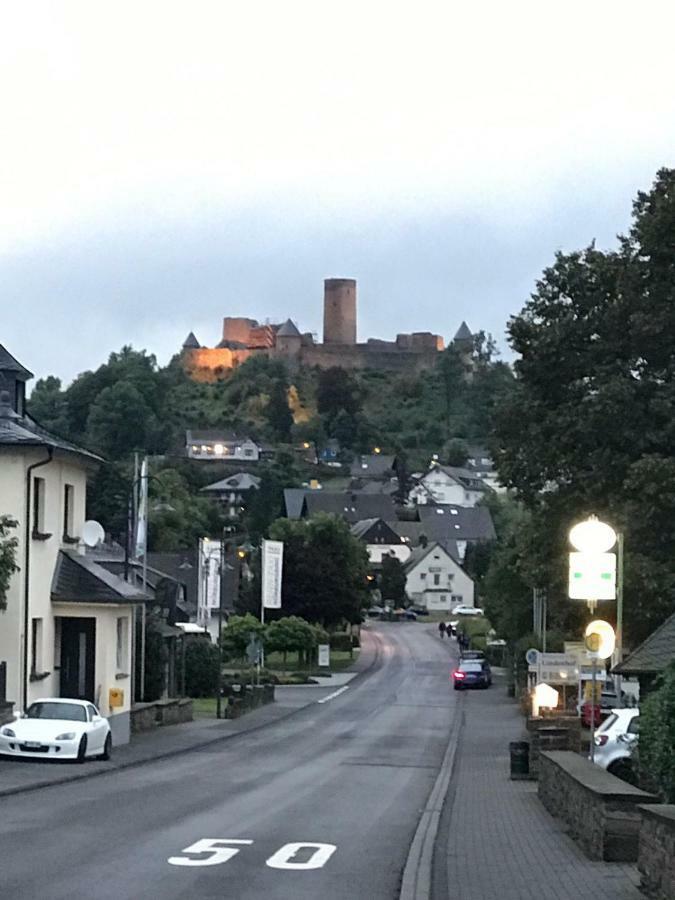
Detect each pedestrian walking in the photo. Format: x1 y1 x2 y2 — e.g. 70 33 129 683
438 621 447 639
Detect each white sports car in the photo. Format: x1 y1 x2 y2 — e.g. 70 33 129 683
0 698 112 762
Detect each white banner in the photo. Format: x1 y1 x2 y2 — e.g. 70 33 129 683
135 458 148 559
318 644 330 667
262 539 283 609
198 540 222 620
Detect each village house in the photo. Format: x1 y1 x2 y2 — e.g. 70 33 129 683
409 462 487 507
185 429 263 462
200 472 261 518
0 345 144 743
404 541 475 612
350 518 411 565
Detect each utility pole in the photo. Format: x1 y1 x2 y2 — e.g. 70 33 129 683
216 533 226 719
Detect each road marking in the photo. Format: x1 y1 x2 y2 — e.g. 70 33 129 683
317 686 349 704
168 838 253 867
266 842 337 870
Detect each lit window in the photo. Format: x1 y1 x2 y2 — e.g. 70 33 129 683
450 509 458 515
214 443 224 455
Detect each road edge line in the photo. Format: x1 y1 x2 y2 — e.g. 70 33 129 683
399 700 463 900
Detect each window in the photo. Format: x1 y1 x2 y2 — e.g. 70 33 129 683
420 573 426 580
31 618 43 673
451 594 463 603
628 717 640 735
433 574 440 586
116 617 129 671
63 483 75 539
244 448 254 457
32 476 46 535
87 704 98 721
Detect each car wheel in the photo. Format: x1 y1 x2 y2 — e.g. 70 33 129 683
608 759 635 785
76 735 88 764
99 733 112 761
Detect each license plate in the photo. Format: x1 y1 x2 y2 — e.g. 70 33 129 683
23 741 42 748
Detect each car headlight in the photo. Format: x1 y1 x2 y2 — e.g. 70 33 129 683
1 727 15 737
55 732 76 741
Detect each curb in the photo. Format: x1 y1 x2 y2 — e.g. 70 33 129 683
0 628 384 800
399 695 464 900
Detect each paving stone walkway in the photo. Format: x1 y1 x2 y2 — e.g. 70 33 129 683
436 683 643 900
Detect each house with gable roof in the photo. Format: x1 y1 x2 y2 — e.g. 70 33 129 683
404 541 475 611
0 344 145 742
409 462 488 507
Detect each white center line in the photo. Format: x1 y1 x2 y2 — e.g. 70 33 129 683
317 686 350 704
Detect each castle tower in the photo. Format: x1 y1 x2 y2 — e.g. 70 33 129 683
275 319 302 358
323 278 357 345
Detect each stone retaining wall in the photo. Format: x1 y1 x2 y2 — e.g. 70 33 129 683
130 698 194 734
526 716 581 778
222 683 274 718
538 750 658 861
638 804 675 899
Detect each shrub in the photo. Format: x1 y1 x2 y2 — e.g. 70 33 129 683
185 640 220 697
329 632 354 652
638 662 675 801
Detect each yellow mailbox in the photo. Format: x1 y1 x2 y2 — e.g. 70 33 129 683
108 687 124 708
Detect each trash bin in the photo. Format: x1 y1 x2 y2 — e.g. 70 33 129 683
509 741 530 779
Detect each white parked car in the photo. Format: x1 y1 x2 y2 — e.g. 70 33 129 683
0 698 112 762
451 605 484 616
592 707 639 781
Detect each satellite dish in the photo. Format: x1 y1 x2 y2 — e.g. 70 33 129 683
82 520 105 548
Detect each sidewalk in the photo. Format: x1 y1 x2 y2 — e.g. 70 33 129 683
0 637 375 798
435 681 642 900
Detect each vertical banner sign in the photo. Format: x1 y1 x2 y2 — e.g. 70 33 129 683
262 540 283 609
318 644 330 667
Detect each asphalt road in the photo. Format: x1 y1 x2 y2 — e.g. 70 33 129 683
1 623 460 900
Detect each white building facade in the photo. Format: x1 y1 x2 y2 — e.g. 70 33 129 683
404 542 475 611
0 346 142 744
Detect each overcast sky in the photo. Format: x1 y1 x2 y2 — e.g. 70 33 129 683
3 1 675 384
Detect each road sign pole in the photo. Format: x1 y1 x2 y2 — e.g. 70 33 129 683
589 657 597 762
614 533 624 699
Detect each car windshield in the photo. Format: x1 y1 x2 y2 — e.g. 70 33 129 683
597 713 618 733
25 702 87 722
459 662 483 672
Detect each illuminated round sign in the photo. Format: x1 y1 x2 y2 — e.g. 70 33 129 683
569 517 617 554
584 619 616 660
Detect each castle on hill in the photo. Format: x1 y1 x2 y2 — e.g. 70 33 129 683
181 277 473 380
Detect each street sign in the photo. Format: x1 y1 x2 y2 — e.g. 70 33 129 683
568 551 616 600
262 540 284 609
246 635 262 665
528 652 580 684
525 648 539 666
318 644 330 667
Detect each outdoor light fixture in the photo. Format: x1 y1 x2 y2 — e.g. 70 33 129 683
532 682 559 717
585 620 616 660
569 516 617 554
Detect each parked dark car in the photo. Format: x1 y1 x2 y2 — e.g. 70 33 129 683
459 649 485 661
452 659 492 690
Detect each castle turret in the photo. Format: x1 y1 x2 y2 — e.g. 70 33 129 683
182 331 201 350
275 319 302 358
323 278 357 345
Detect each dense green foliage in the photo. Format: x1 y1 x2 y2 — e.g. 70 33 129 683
267 514 370 626
380 554 407 605
219 613 266 661
184 639 221 697
638 662 675 801
0 516 19 611
492 168 675 646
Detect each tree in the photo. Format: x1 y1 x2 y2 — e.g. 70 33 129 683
86 381 159 459
243 452 302 543
638 662 675 801
185 640 221 697
0 516 19 611
266 379 293 440
27 376 69 435
220 613 265 661
444 438 469 467
316 367 361 418
265 616 317 667
380 554 407 605
492 169 675 645
268 514 370 625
